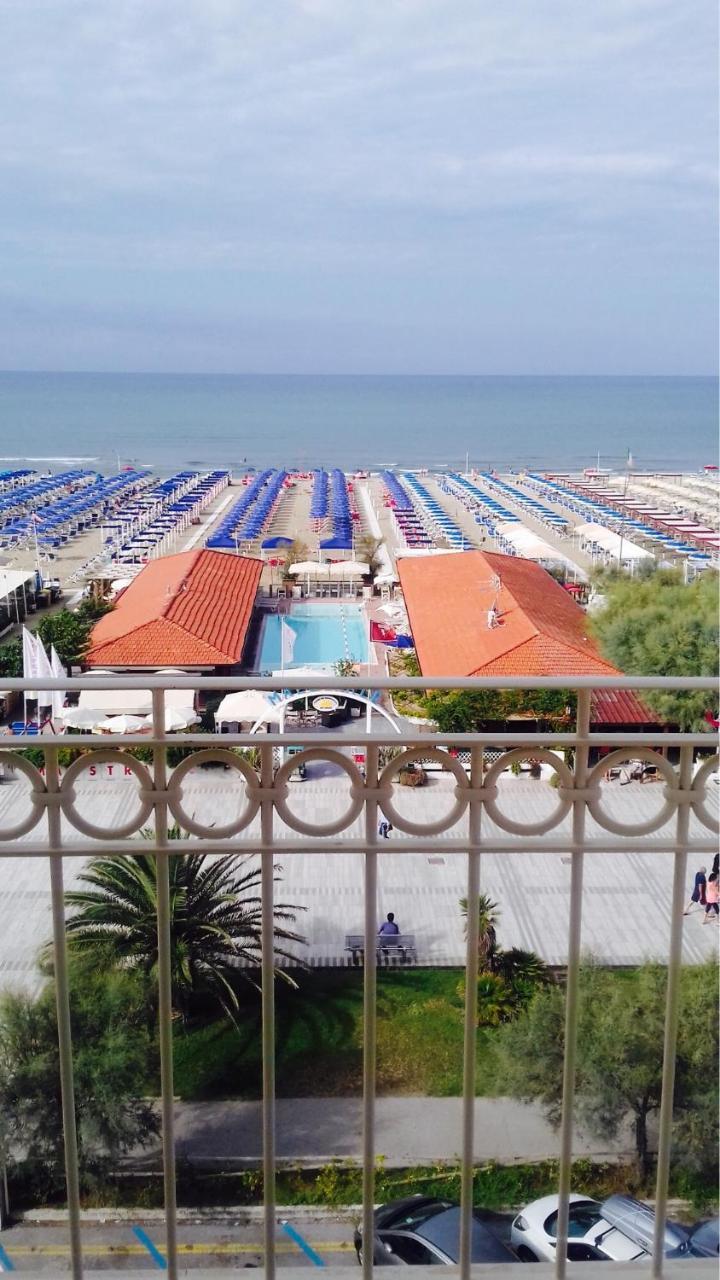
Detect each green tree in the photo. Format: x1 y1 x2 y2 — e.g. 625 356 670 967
494 959 719 1177
426 688 574 732
0 637 22 680
460 893 499 971
62 850 306 1022
0 958 158 1201
590 568 719 729
459 897 548 1025
282 539 309 578
354 535 382 573
34 610 93 669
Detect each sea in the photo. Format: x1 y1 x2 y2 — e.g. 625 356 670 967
0 372 716 475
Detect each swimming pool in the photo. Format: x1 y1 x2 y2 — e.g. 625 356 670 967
256 603 369 671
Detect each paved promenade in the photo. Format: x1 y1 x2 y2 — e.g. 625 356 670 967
1 768 716 994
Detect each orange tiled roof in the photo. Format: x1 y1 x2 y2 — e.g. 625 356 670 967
397 550 618 678
87 549 263 668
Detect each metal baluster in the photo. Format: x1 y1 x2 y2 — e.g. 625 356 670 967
152 688 178 1279
362 744 379 1280
554 687 591 1280
459 746 483 1280
46 745 83 1280
651 743 692 1276
260 742 277 1280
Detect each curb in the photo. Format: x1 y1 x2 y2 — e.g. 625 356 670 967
19 1204 365 1225
17 1199 693 1226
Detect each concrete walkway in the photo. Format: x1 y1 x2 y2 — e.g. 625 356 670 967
169 1097 636 1167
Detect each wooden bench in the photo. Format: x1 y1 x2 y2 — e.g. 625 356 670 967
344 933 417 965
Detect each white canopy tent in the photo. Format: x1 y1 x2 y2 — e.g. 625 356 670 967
495 523 582 574
215 690 280 727
575 523 653 562
79 670 198 717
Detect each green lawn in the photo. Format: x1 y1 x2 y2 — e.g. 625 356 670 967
173 968 504 1100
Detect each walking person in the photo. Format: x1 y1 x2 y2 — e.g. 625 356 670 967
702 872 719 923
378 819 393 839
684 866 707 915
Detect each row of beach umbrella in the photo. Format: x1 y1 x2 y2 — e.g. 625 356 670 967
319 469 353 550
526 475 715 563
207 469 279 548
105 470 229 564
1 470 152 550
310 469 329 520
479 472 568 528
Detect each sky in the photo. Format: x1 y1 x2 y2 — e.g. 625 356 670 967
0 0 717 375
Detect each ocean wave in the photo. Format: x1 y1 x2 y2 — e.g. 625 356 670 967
0 455 100 462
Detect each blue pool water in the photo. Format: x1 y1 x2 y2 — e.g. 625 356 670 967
257 603 368 671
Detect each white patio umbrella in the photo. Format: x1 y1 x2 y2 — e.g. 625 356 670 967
97 714 149 734
215 690 280 726
80 672 152 717
59 706 104 731
327 560 370 577
161 706 201 732
288 561 331 578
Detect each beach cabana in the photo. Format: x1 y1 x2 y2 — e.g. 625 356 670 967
575 523 653 562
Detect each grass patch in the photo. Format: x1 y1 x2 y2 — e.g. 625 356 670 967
172 968 504 1100
26 1159 714 1217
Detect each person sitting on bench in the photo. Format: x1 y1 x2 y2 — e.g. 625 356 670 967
378 912 400 936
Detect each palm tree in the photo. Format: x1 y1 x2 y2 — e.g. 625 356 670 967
459 894 499 972
63 844 305 1022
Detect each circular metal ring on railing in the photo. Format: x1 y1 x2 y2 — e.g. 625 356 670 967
378 747 469 836
60 750 155 840
586 749 677 837
168 749 261 839
273 749 365 837
690 754 720 835
482 748 574 836
0 751 47 839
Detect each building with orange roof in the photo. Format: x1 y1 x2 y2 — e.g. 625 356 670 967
397 550 656 727
86 549 263 670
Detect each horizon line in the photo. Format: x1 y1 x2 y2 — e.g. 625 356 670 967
0 369 716 380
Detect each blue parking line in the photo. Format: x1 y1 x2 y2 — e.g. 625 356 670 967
280 1219 326 1267
131 1225 167 1269
0 1243 15 1271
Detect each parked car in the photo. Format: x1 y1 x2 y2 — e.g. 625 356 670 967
354 1195 516 1266
672 1217 719 1260
511 1194 688 1263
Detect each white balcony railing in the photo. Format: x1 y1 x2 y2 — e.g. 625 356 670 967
0 672 717 1280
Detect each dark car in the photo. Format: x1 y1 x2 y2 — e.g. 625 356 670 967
353 1195 516 1266
672 1218 720 1260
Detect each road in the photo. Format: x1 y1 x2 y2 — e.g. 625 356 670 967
168 1098 636 1166
0 1210 517 1271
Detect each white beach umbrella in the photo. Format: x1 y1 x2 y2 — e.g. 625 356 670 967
59 706 105 730
215 690 280 725
97 714 149 734
161 706 201 732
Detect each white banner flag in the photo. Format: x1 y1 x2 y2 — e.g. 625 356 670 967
22 627 40 719
50 646 66 721
280 618 296 668
22 627 39 680
34 638 53 713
